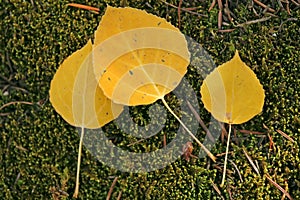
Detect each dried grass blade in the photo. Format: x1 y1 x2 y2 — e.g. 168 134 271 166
0 101 33 110
239 129 265 135
236 16 272 27
265 175 293 200
228 159 243 182
117 191 122 200
211 179 224 199
242 148 260 175
218 29 235 33
187 101 215 142
276 130 295 143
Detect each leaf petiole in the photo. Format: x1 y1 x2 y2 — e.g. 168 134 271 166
161 97 216 162
220 123 231 187
73 126 85 198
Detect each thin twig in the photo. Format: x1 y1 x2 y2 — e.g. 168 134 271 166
217 0 223 9
67 3 100 13
243 148 260 175
239 129 265 135
15 145 28 151
0 101 33 111
211 179 225 199
0 74 15 86
253 0 276 12
216 151 233 157
178 0 183 28
278 18 298 31
117 191 122 200
236 16 272 27
0 112 10 116
227 183 233 200
276 129 295 143
218 29 236 33
290 0 300 6
286 0 291 15
127 138 146 147
163 134 167 147
208 0 216 12
160 0 208 17
186 101 215 142
267 133 275 151
228 159 243 182
106 177 118 200
218 10 222 29
277 0 285 10
224 0 233 22
265 174 293 200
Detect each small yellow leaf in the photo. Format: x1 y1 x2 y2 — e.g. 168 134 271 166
92 6 190 105
49 40 123 128
200 51 265 124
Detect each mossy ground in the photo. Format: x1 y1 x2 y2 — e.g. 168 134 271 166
0 0 299 199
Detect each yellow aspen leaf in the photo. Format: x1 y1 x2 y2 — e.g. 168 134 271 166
200 50 265 124
49 39 124 198
92 6 190 105
49 39 123 129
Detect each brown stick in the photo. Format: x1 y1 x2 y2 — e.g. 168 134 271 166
67 3 100 13
253 0 276 13
106 177 118 200
178 0 183 28
218 10 222 29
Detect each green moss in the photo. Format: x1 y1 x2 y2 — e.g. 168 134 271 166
1 0 299 199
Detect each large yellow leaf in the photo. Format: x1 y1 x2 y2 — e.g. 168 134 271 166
200 51 265 124
90 6 216 162
49 40 123 129
92 6 190 105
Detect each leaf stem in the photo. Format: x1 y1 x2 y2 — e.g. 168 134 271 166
220 123 231 187
161 97 216 162
73 126 85 198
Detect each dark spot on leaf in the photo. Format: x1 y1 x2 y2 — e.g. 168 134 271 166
157 22 162 26
129 70 133 75
108 77 111 81
161 59 165 62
